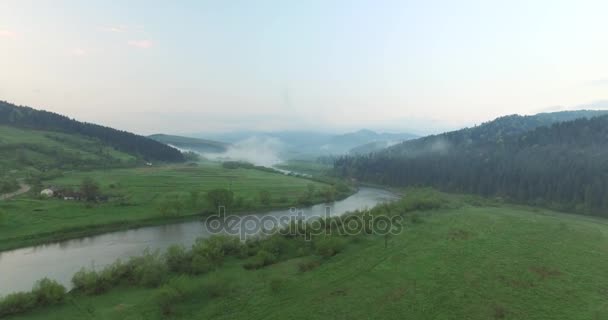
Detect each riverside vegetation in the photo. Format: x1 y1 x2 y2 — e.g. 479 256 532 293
2 189 608 319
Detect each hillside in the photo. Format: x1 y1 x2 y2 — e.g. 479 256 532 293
148 134 229 153
0 125 135 176
380 110 608 157
0 101 184 163
335 111 608 216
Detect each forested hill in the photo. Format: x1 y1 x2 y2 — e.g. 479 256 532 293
0 101 185 162
334 112 608 216
381 110 608 157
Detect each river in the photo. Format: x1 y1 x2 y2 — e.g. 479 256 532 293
0 187 398 296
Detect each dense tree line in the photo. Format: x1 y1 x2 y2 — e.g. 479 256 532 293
0 100 184 162
335 114 608 216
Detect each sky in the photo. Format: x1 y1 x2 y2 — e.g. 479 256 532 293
1 0 608 135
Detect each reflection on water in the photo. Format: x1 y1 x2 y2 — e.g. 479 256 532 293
0 187 397 296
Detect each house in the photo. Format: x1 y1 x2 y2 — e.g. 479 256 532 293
40 189 54 197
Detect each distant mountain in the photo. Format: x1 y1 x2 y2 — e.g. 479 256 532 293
148 134 229 153
0 100 185 162
195 129 418 157
335 110 608 216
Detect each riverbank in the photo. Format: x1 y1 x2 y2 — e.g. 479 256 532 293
5 190 608 319
0 187 393 297
0 163 348 252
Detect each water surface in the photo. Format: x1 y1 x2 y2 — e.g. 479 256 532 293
0 187 397 296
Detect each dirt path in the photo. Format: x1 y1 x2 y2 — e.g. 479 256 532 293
0 182 31 200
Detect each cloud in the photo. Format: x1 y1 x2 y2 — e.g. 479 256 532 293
0 30 16 38
128 40 153 49
69 48 86 56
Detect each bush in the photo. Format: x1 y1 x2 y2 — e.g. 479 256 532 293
129 250 168 287
314 236 347 258
0 292 35 317
260 234 290 257
191 235 243 268
165 245 192 274
31 278 66 306
191 254 214 274
243 250 277 270
72 269 108 295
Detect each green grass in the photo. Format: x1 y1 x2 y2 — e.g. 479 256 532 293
0 162 328 251
6 199 608 319
0 125 135 176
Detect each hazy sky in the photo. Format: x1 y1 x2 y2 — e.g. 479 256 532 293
1 0 608 135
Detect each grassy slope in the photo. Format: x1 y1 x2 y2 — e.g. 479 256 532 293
7 203 608 320
0 125 134 174
0 162 328 251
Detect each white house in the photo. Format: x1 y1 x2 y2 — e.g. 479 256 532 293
40 189 54 197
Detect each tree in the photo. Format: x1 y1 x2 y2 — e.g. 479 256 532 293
80 177 100 202
258 190 272 206
206 188 234 210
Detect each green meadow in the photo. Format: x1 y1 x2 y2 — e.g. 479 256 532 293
4 191 608 320
0 162 330 251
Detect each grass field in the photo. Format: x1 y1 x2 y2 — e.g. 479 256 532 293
0 125 135 177
0 162 329 251
5 195 608 320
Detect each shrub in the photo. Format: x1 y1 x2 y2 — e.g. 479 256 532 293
129 250 168 287
99 259 134 285
191 235 243 268
191 254 214 274
314 236 347 258
245 249 277 269
165 245 192 274
0 292 35 317
243 250 277 270
72 268 108 295
260 234 290 257
31 278 66 306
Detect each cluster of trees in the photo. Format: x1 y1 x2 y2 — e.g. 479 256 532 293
335 115 608 216
0 100 184 162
